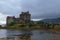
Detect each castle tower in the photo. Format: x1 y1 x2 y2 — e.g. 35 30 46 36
20 11 31 24
6 16 15 26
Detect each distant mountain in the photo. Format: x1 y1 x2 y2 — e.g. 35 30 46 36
42 18 60 23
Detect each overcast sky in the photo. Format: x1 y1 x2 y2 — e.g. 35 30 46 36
0 0 60 24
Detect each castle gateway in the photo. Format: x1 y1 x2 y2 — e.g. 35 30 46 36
6 11 31 25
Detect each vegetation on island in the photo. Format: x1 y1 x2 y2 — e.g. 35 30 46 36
0 20 60 31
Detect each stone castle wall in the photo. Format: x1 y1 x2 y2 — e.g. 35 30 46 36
6 11 31 26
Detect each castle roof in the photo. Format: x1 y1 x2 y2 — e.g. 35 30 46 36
7 16 15 18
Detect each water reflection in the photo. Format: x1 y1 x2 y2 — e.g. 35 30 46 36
0 29 60 40
6 30 32 40
31 30 60 40
7 30 32 36
0 29 7 38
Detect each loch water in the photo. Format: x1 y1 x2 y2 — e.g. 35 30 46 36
0 29 60 40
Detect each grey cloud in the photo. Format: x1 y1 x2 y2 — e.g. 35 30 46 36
0 0 60 19
20 0 60 19
0 0 21 16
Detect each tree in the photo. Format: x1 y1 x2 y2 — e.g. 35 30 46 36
0 25 2 27
29 24 34 28
37 21 45 27
37 21 44 24
9 22 16 26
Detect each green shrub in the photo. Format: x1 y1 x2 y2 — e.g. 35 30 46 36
19 24 26 27
8 22 16 26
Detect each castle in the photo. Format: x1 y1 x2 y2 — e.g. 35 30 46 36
6 11 32 26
